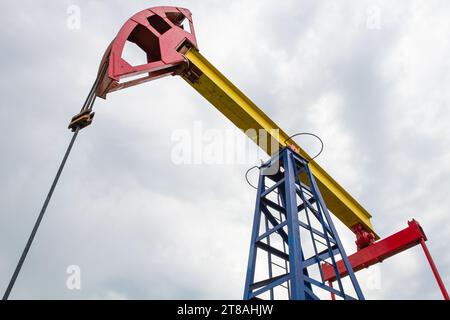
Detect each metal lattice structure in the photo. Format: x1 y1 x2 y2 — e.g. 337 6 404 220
243 148 365 300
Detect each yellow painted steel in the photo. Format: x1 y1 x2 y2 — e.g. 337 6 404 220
181 48 377 237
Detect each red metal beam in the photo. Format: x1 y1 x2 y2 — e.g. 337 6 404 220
323 219 449 300
323 220 426 282
419 238 450 300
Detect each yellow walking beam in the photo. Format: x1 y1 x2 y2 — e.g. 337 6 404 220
95 7 377 238
181 47 377 238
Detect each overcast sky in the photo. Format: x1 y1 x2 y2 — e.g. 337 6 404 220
0 0 449 299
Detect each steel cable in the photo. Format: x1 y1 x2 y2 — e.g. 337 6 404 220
2 63 107 299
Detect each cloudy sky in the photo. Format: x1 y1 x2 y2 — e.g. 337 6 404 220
0 0 449 299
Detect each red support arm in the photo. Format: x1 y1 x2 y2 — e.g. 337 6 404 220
323 220 426 282
419 238 450 300
323 220 449 300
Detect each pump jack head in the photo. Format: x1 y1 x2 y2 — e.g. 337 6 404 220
95 6 198 98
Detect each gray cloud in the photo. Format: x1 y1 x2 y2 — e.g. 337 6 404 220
0 0 449 299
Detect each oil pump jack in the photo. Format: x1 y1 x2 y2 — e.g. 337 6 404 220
3 6 448 300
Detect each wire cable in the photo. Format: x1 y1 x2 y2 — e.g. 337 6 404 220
2 129 80 300
2 62 107 299
245 162 274 190
245 165 260 189
284 132 324 161
245 132 324 189
80 61 108 113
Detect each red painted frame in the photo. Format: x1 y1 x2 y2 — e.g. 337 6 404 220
322 220 449 299
95 6 198 98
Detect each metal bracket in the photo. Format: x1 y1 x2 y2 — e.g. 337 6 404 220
352 223 376 250
68 110 95 132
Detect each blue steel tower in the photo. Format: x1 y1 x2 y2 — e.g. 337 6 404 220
243 147 364 300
